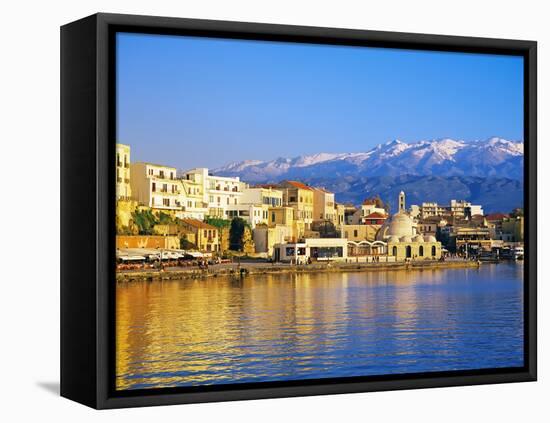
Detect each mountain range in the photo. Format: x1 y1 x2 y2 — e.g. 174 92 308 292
213 137 524 213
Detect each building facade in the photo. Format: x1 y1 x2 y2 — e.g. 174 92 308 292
312 187 336 222
180 218 220 253
130 162 181 211
279 180 314 233
273 238 348 263
184 168 245 218
116 143 132 200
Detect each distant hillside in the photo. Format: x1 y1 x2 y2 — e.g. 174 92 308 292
213 137 524 213
302 174 524 214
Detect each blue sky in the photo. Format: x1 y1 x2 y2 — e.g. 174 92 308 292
117 32 524 169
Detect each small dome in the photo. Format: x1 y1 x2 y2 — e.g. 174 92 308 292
424 235 437 242
388 235 400 243
413 235 424 242
400 235 412 243
387 212 414 238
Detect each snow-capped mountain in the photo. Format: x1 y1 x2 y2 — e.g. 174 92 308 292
214 137 524 183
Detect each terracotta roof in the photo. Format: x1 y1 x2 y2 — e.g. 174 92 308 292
181 218 217 230
486 213 509 221
282 180 313 190
365 212 388 219
362 199 377 205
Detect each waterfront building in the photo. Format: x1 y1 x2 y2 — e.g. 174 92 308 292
411 199 484 219
175 174 209 220
116 143 132 200
279 180 314 232
226 203 269 228
335 203 346 227
376 192 442 261
268 205 302 242
343 224 380 242
454 227 493 254
418 216 448 237
312 187 336 222
130 162 181 211
350 198 386 225
179 218 220 253
241 186 283 208
273 238 348 263
253 224 293 256
501 216 524 242
183 168 245 218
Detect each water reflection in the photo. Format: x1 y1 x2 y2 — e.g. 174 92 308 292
116 263 524 390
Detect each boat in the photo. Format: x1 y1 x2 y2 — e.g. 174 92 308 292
513 246 524 260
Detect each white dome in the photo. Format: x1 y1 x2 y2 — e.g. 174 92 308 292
387 212 414 238
424 235 437 242
413 235 424 242
387 235 400 243
400 235 412 243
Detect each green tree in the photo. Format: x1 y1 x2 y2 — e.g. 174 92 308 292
205 217 231 229
229 217 248 251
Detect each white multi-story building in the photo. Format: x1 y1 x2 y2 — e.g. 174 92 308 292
411 200 484 219
226 204 269 228
241 187 283 208
183 168 246 218
130 162 181 211
175 174 209 220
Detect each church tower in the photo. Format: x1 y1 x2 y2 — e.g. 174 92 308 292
398 191 406 212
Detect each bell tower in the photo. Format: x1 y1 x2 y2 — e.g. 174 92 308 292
398 191 406 212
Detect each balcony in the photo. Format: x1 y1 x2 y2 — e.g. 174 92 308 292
117 177 122 183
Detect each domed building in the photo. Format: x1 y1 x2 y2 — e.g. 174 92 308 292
376 191 442 261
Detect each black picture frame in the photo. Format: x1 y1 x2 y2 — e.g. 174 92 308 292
61 12 537 409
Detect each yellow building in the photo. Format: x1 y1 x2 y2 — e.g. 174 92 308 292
180 218 220 253
280 181 314 233
502 216 524 242
116 143 132 200
130 162 181 212
343 224 381 242
312 187 336 222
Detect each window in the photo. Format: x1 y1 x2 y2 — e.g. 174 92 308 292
217 196 221 203
227 198 230 205
272 213 276 223
392 246 398 256
116 154 121 167
406 246 412 258
204 230 207 237
354 230 358 237
152 182 156 192
170 172 174 180
159 170 164 178
234 198 237 204
163 198 170 207
419 246 424 257
432 246 437 256
162 184 167 193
